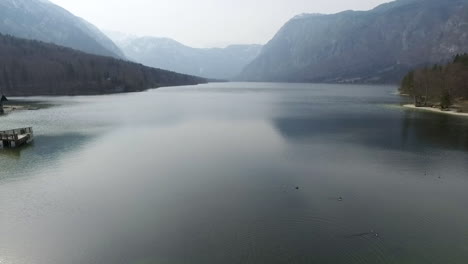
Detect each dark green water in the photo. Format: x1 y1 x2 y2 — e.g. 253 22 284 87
1 83 468 264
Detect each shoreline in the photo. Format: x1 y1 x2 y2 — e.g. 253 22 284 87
3 105 38 113
1 100 51 115
403 104 468 117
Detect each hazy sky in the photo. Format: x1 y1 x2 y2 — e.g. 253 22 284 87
50 0 392 48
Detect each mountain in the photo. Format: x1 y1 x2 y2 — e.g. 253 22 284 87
108 34 262 80
0 34 206 96
0 0 124 58
239 0 468 83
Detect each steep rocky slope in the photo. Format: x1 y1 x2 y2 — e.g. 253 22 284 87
239 0 468 83
0 0 124 58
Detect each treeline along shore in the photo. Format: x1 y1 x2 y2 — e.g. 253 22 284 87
0 34 207 96
400 54 468 113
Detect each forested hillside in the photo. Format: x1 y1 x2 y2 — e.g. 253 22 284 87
0 34 206 96
400 54 468 109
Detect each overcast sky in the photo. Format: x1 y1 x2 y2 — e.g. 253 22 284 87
50 0 393 48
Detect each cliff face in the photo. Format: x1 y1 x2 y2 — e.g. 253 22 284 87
0 0 124 58
239 0 468 83
0 34 206 96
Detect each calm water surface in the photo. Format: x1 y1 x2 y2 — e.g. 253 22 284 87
1 83 468 264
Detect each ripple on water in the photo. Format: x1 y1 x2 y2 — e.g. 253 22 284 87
227 210 393 264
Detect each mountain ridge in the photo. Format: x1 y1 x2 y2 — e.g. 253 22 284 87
239 0 468 83
108 33 262 80
0 0 124 58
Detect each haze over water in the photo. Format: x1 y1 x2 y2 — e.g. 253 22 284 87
1 83 468 264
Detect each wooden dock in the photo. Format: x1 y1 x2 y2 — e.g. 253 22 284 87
0 127 34 148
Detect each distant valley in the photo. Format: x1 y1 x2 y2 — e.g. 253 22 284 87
107 32 262 80
1 0 468 97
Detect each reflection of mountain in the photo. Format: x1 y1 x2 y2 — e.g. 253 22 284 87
273 113 406 150
273 110 468 152
399 111 468 151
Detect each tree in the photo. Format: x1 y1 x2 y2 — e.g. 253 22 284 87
440 89 452 110
401 54 468 108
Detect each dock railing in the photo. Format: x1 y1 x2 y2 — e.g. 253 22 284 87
0 127 33 141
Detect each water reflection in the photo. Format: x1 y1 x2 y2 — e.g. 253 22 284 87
1 83 468 264
0 133 92 180
0 145 32 159
400 111 468 151
273 107 468 152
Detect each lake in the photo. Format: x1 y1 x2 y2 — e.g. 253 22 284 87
1 82 468 264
